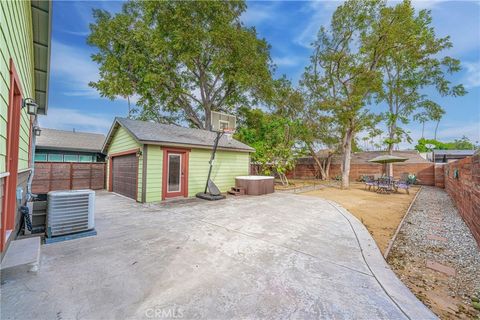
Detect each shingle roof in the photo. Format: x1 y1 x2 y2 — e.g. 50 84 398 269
37 128 105 153
433 150 475 156
107 117 254 152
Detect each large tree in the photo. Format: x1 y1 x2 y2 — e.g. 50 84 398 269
270 77 340 180
235 107 305 186
377 1 466 175
302 0 390 188
88 0 273 129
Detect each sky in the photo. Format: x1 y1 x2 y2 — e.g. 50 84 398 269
40 0 480 149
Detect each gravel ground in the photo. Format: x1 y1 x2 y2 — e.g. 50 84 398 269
388 186 480 319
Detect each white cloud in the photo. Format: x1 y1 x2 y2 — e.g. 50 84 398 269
462 61 480 88
295 2 333 48
241 2 279 26
38 107 113 134
50 40 100 98
273 56 300 67
410 0 441 10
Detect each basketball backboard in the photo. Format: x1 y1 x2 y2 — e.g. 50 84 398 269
211 111 236 133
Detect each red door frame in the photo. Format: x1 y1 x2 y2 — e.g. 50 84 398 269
162 147 189 200
1 59 23 252
108 148 140 200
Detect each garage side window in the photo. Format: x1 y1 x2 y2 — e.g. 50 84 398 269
79 155 93 162
48 154 63 162
34 153 47 161
64 155 78 162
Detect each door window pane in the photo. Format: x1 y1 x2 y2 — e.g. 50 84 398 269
168 154 181 192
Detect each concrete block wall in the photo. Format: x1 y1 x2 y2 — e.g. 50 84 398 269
444 152 480 247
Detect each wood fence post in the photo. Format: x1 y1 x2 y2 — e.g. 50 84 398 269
70 163 73 190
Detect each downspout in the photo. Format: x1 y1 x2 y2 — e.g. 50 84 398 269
26 115 38 201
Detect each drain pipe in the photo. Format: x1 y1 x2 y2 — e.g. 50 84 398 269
26 115 39 202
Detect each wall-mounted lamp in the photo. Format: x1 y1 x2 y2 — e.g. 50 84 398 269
22 98 39 115
33 126 42 136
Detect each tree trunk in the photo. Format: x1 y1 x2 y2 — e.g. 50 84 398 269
341 129 354 189
386 120 396 177
325 153 332 180
386 135 394 178
434 120 440 140
205 108 212 131
307 143 326 180
421 122 425 139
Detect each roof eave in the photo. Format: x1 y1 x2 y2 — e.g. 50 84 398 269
36 146 103 153
31 1 52 115
139 140 254 153
102 118 142 154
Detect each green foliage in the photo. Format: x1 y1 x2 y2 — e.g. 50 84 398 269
377 0 465 152
88 0 273 129
415 136 477 152
302 0 390 187
235 107 305 184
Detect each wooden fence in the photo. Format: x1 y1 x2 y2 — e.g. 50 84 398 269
282 162 436 186
32 162 106 194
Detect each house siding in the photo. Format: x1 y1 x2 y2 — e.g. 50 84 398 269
106 126 143 201
107 126 251 202
145 145 163 202
0 0 36 258
0 0 34 172
142 147 250 202
188 149 250 197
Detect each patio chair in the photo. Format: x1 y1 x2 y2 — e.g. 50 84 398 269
364 176 377 191
376 177 394 194
395 179 410 194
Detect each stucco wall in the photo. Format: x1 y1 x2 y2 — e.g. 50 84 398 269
0 0 34 172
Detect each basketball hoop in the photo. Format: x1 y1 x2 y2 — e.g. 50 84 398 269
223 128 235 141
196 111 237 201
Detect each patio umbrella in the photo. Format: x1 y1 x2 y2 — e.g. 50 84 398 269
368 155 408 177
368 155 408 164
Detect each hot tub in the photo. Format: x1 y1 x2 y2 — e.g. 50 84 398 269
235 176 275 195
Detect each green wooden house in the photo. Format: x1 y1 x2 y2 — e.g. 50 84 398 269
0 1 52 257
102 118 253 202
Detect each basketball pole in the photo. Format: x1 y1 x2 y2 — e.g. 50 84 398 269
204 131 224 194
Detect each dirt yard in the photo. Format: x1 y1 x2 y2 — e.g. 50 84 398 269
302 182 419 254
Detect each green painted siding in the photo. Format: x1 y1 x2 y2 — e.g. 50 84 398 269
0 0 35 172
188 149 250 197
107 126 250 202
106 126 143 201
140 147 250 202
108 126 140 154
145 145 163 202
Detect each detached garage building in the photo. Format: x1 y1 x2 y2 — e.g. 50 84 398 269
103 118 253 202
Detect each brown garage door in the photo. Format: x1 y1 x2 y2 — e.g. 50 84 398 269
112 154 138 200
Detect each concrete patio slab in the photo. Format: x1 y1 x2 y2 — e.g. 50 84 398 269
1 237 41 274
0 191 435 319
